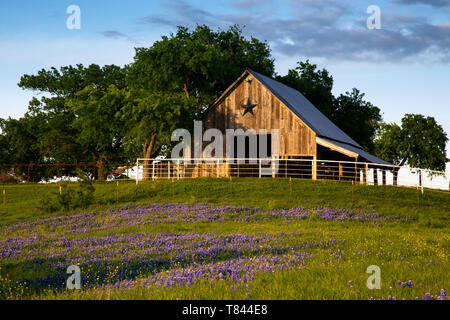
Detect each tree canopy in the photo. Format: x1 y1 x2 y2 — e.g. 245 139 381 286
127 25 275 114
333 88 382 152
375 114 448 172
0 24 447 182
276 60 335 120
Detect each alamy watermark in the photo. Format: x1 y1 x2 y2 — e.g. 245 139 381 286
366 265 381 289
171 121 280 176
66 265 81 290
367 5 381 30
66 5 81 30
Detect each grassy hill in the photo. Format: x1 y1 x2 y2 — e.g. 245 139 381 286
0 178 448 300
1 178 448 227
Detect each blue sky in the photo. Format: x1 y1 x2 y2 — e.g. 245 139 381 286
1 0 449 160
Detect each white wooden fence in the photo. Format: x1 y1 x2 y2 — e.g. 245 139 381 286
133 158 450 191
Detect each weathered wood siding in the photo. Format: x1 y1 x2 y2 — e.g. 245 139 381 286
204 73 316 157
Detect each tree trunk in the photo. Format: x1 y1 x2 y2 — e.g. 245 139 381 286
97 160 105 180
183 83 190 99
142 133 157 180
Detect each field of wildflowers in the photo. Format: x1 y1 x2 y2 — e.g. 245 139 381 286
0 201 448 300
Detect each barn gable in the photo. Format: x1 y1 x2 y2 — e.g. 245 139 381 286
203 70 317 156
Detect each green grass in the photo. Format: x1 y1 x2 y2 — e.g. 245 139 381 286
0 178 448 300
0 178 448 227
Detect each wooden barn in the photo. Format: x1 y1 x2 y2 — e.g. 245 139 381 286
199 69 391 182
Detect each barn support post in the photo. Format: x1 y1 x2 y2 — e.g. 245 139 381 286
382 170 386 185
373 167 378 185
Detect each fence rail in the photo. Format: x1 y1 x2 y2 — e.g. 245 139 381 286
0 163 136 183
0 159 448 192
136 158 450 191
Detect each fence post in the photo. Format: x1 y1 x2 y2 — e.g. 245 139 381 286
419 169 423 193
168 161 170 180
364 163 368 185
259 159 261 178
312 156 317 180
272 156 275 178
285 159 287 178
216 159 220 178
178 159 181 180
136 159 139 185
338 162 342 181
152 161 155 181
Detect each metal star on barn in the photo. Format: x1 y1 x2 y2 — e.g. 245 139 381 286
241 98 257 116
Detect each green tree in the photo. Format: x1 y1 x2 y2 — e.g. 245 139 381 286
333 88 382 152
120 89 196 179
17 64 128 179
67 84 130 179
0 112 51 181
276 60 335 119
375 114 448 185
19 64 126 98
127 25 274 114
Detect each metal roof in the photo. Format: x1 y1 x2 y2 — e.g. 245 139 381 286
248 69 362 148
